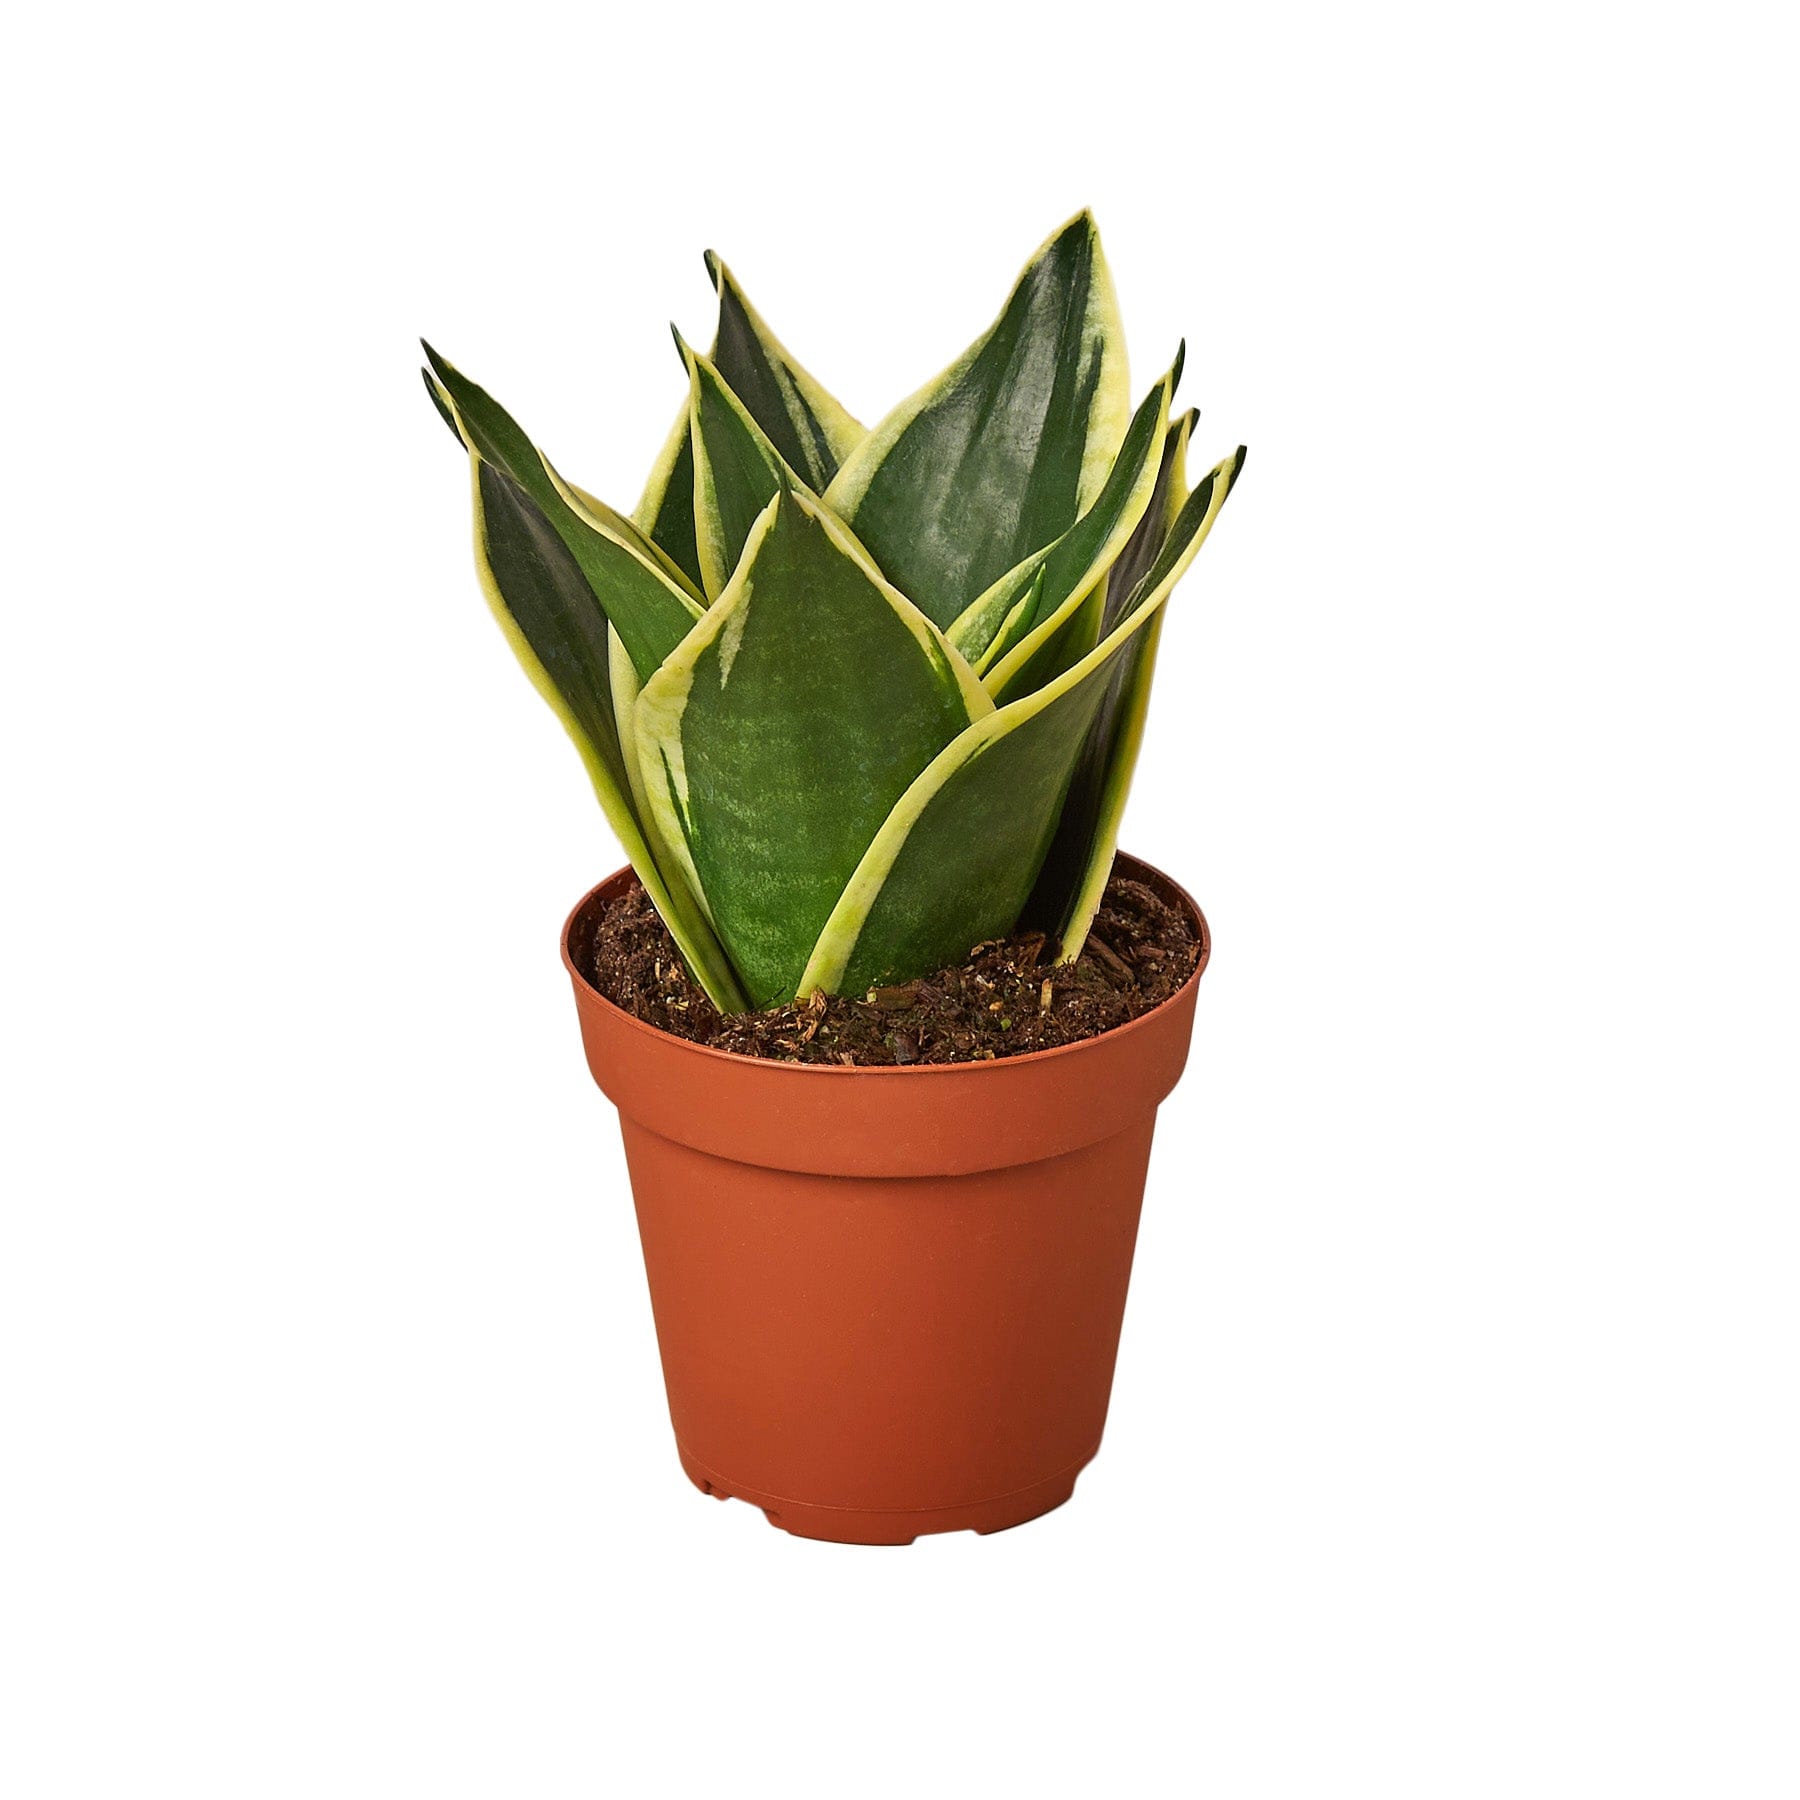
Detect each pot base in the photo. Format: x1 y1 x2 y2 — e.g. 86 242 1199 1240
678 1445 1087 1545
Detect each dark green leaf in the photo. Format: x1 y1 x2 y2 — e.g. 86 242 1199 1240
825 212 1131 629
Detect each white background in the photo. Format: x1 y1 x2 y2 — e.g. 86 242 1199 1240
3 3 1795 1794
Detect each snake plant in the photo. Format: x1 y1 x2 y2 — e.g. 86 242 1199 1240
422 213 1245 1013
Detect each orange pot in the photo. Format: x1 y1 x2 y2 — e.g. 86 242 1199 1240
562 854 1208 1544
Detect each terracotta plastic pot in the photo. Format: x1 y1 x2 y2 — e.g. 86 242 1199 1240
562 853 1209 1544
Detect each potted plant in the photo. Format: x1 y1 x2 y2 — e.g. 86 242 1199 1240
422 213 1246 1543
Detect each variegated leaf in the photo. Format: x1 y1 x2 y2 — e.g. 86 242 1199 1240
631 407 704 594
633 258 864 594
636 488 992 1007
676 331 805 600
947 346 1182 688
799 445 1244 997
1027 415 1227 957
424 344 703 683
824 210 1131 630
705 252 863 490
1105 407 1202 625
452 436 746 1012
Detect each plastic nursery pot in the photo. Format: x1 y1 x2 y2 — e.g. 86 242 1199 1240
561 853 1209 1546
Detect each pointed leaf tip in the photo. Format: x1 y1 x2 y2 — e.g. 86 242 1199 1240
1042 208 1100 254
421 367 462 444
825 209 1130 627
685 334 807 596
702 249 722 288
421 349 703 678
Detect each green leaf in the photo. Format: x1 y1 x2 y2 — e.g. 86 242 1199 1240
1027 416 1227 957
704 251 864 491
460 454 747 1012
423 343 703 682
555 476 700 599
824 210 1131 630
798 444 1244 997
606 624 654 828
426 357 676 585
947 346 1182 689
632 258 864 596
1103 406 1202 630
676 331 806 601
635 487 992 1007
423 366 462 443
631 406 704 594
955 567 1046 688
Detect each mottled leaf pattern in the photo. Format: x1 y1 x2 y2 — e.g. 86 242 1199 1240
635 489 989 1006
423 216 1245 1007
424 345 702 682
455 445 744 1010
825 211 1131 629
677 332 802 600
800 447 1244 998
953 347 1183 696
705 252 863 490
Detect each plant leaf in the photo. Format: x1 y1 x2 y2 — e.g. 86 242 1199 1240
704 251 864 490
957 567 1047 686
606 625 654 828
631 405 704 593
1027 417 1232 958
559 477 702 601
947 346 1181 687
798 445 1243 997
423 344 703 682
460 451 747 1012
632 258 864 594
635 487 992 1007
423 366 462 442
676 331 807 601
824 210 1131 630
1102 406 1201 630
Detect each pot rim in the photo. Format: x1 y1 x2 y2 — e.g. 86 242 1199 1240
560 851 1210 1079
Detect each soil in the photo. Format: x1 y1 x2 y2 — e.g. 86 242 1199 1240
575 873 1202 1065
